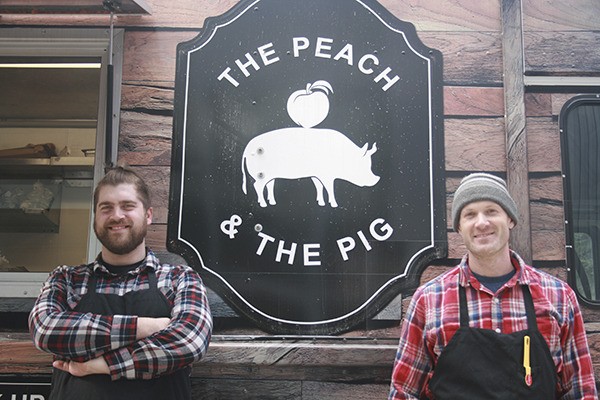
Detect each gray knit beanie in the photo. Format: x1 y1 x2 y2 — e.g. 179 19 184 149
451 173 519 231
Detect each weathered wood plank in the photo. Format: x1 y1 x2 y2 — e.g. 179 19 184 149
198 340 397 368
530 175 563 202
381 0 501 32
532 230 565 260
420 32 503 85
147 224 168 251
0 338 52 375
523 0 600 31
502 0 532 262
444 118 506 171
121 84 174 111
420 265 453 285
530 202 563 232
191 378 301 400
524 31 600 75
119 111 173 166
525 93 552 117
448 232 468 259
444 86 504 116
526 117 561 172
530 175 564 232
122 30 199 85
302 381 390 400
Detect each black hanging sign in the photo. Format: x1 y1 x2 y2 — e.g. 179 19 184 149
169 0 446 334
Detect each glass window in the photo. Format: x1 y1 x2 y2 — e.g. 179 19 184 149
0 28 122 303
0 60 100 272
560 95 600 304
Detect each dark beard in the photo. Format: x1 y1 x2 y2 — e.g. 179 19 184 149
94 220 147 255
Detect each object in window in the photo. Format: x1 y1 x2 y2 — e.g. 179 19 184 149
0 143 57 159
20 181 54 213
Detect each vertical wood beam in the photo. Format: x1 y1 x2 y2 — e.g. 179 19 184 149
501 0 532 262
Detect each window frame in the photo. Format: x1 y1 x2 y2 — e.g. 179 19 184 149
559 94 600 306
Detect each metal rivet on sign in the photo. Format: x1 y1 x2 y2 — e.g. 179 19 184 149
257 147 264 155
257 172 264 179
254 224 263 232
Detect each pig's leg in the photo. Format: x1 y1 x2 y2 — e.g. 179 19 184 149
253 180 268 207
266 180 276 205
323 179 338 208
311 177 326 206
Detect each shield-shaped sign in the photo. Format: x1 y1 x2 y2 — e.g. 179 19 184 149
168 0 446 334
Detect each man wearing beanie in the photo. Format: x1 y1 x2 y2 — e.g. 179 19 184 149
389 173 597 399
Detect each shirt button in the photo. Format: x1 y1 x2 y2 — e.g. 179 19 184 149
493 297 500 303
495 328 501 333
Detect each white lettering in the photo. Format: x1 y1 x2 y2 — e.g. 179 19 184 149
235 53 261 77
370 218 394 241
257 42 280 66
358 54 379 74
253 219 392 264
337 237 356 261
293 37 310 57
256 232 275 255
315 37 334 58
219 38 399 92
337 218 394 261
303 243 321 266
357 230 372 251
217 67 239 87
276 241 297 265
374 67 400 91
333 43 354 65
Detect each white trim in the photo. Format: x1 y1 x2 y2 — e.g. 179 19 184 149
0 273 48 298
524 76 600 87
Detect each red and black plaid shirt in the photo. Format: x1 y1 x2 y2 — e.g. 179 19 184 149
389 251 597 399
29 250 212 381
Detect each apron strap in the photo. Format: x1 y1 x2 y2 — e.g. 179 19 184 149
459 285 469 327
87 267 98 295
521 285 538 331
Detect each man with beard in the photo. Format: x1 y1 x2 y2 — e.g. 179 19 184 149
28 166 213 400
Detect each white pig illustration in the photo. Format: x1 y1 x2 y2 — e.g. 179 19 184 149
241 127 380 207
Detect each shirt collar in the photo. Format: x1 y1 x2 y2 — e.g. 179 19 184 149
459 250 531 288
92 248 158 275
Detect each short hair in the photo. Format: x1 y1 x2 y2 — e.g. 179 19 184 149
93 166 151 212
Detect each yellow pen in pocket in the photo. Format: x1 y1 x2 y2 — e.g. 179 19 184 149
523 335 532 386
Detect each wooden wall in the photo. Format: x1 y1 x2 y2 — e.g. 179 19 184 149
2 0 600 397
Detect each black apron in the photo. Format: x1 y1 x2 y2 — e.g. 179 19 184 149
427 285 557 399
49 268 192 400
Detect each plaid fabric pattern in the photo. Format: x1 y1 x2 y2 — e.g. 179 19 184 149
29 250 212 381
388 251 597 399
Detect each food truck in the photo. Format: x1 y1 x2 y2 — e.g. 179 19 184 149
0 0 598 397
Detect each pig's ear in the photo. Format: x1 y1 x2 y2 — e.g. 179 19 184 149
365 142 378 157
360 143 369 155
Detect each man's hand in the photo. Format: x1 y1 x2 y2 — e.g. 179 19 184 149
53 356 110 377
136 317 170 340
